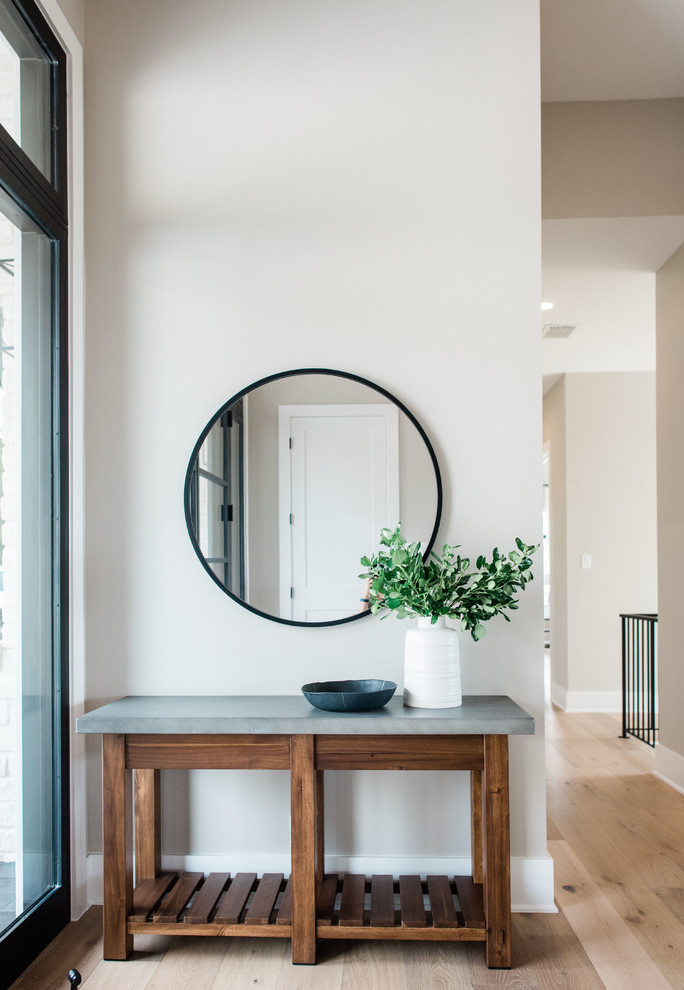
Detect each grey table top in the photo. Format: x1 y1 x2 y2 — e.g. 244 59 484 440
76 695 535 736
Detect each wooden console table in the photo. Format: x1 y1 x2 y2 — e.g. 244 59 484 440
76 695 534 968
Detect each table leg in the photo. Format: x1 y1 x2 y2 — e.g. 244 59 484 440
134 768 161 883
471 770 483 885
290 735 316 964
315 769 325 888
482 734 511 968
102 734 133 959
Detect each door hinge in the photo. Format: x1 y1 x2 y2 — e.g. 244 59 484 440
289 437 292 449
220 504 234 522
290 587 294 599
220 411 233 429
289 513 293 525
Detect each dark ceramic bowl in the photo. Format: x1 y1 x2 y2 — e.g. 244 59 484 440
301 679 397 712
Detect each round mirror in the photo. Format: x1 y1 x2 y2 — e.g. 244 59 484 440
184 369 442 627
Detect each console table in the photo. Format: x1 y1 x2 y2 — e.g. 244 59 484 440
76 695 534 968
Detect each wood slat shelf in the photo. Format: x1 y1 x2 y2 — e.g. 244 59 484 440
126 872 293 933
315 874 486 940
125 870 486 943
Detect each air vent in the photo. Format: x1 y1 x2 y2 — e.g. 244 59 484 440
543 324 577 339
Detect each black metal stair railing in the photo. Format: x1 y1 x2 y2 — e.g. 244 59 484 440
620 613 658 747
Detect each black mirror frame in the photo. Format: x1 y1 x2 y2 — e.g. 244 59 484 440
184 368 443 627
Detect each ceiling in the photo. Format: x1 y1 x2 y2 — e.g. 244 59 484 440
541 0 684 103
540 0 684 391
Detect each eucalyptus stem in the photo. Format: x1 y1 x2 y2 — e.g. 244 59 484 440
359 525 539 641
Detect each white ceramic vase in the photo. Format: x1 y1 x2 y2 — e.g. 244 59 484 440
403 616 462 709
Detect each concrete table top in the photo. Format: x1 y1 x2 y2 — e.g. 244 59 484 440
76 694 535 736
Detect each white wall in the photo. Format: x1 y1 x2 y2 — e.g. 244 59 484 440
84 0 551 907
544 373 658 711
656 242 684 792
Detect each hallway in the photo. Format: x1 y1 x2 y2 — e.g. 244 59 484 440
545 705 682 989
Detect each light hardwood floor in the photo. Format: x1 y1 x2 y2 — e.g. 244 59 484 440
10 707 684 989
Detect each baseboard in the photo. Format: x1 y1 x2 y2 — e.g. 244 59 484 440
84 852 556 913
511 855 556 912
550 683 568 709
655 743 684 796
86 851 103 906
550 684 621 713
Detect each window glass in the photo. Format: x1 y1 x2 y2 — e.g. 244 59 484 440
0 196 56 928
0 3 52 179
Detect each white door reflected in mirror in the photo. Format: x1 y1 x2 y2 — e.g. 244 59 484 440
279 404 399 622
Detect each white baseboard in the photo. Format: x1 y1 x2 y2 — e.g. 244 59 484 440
86 851 103 907
511 855 556 912
84 852 556 913
550 683 567 709
550 684 621 713
655 743 684 796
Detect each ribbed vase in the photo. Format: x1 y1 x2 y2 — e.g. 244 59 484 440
403 616 462 709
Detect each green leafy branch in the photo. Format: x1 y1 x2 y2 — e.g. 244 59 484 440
359 525 538 641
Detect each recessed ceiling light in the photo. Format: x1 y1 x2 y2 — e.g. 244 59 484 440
541 301 554 311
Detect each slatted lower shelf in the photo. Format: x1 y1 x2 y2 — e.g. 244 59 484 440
316 873 486 941
127 871 292 936
127 871 486 942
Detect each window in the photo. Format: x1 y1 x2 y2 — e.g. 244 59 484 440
0 1 68 986
0 2 52 179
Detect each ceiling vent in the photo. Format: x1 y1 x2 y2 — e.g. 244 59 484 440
543 323 577 339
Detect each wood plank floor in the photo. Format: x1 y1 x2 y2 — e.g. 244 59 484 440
10 707 684 989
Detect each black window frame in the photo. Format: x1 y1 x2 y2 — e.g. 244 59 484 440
0 0 69 986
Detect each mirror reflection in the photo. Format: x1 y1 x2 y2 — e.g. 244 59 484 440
184 370 442 626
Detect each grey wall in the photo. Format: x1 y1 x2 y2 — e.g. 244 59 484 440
544 373 657 710
542 99 684 219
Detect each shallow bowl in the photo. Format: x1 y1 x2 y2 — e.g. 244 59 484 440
301 679 397 712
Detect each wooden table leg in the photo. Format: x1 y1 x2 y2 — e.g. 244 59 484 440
315 769 325 888
134 768 161 884
482 735 511 968
471 770 483 885
102 734 133 960
290 735 317 964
